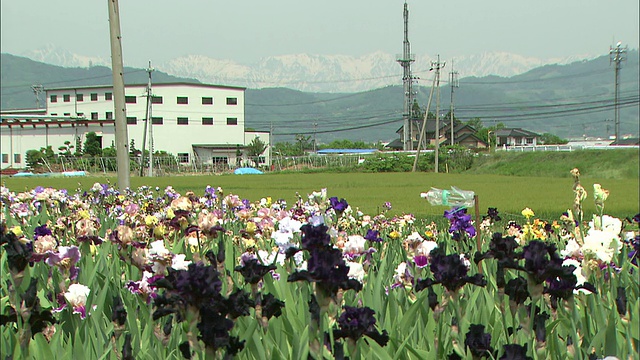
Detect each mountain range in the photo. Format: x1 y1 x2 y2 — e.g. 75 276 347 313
1 48 638 144
20 45 599 93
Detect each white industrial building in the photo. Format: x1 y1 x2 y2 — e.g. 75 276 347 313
0 82 270 170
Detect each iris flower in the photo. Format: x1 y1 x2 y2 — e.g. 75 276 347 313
464 324 493 358
333 306 389 346
415 248 486 293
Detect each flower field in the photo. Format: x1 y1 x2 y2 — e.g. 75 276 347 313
1 169 638 359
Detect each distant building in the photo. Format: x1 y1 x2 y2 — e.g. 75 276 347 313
494 128 541 147
390 122 487 150
0 82 270 170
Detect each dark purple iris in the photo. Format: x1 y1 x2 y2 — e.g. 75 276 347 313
415 249 486 293
616 286 627 316
504 277 529 305
485 207 502 222
444 207 476 239
34 224 53 238
2 226 33 273
498 344 532 360
464 324 493 358
197 303 243 354
300 223 332 249
333 306 389 346
533 311 549 342
364 229 383 242
111 295 127 326
329 197 349 213
520 241 564 285
260 293 285 319
157 263 223 309
544 264 596 308
223 289 255 318
234 258 276 285
628 235 640 266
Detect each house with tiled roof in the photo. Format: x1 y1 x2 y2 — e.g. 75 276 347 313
494 128 541 147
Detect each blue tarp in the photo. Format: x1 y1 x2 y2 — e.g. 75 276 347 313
234 167 263 175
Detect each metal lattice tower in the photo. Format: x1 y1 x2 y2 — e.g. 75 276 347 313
609 42 627 143
397 1 416 151
31 84 44 109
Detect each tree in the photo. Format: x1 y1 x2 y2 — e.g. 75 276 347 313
58 141 74 157
74 136 83 156
103 142 117 157
25 149 44 170
83 132 102 157
540 133 568 145
246 137 268 166
295 134 313 154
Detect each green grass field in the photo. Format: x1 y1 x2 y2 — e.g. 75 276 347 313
3 172 638 221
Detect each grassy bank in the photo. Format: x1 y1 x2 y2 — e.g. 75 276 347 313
466 149 639 179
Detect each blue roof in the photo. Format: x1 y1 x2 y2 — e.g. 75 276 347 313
316 149 377 154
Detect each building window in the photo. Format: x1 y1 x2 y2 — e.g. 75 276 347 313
51 113 57 116
50 95 57 103
177 117 189 125
77 113 84 118
127 117 137 125
526 137 534 144
125 96 136 104
177 96 188 104
152 117 163 125
91 112 98 120
64 113 71 116
212 157 228 164
177 153 189 163
226 117 238 125
76 93 84 102
1 154 8 163
63 94 70 102
90 93 98 101
106 112 113 120
14 154 21 163
202 97 213 105
151 96 163 104
105 92 113 100
202 117 213 125
226 97 238 105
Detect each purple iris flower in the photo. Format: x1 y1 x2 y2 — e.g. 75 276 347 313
444 207 476 238
34 224 53 239
329 197 349 213
415 249 486 293
364 229 383 242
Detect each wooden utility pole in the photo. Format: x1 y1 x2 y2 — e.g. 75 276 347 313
432 56 445 173
107 0 130 190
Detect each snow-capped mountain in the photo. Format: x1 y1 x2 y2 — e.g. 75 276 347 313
22 44 109 69
20 45 598 92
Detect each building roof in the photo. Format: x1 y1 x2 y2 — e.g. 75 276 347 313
495 128 540 137
317 149 378 154
611 137 640 146
45 82 246 92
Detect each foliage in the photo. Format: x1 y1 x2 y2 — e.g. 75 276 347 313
58 141 74 157
541 133 569 145
245 137 268 166
25 149 44 170
83 132 102 157
318 139 383 150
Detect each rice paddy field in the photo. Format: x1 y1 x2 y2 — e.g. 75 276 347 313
2 172 638 220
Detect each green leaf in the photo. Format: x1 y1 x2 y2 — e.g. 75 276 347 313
604 310 618 356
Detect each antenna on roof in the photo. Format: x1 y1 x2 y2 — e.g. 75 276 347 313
31 84 44 109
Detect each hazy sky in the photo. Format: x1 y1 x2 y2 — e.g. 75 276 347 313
2 0 638 66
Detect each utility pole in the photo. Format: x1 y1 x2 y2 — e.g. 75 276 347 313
449 64 459 146
432 55 445 173
107 0 130 190
313 122 318 152
412 74 437 172
140 61 154 177
609 41 627 144
397 1 416 151
31 85 44 109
